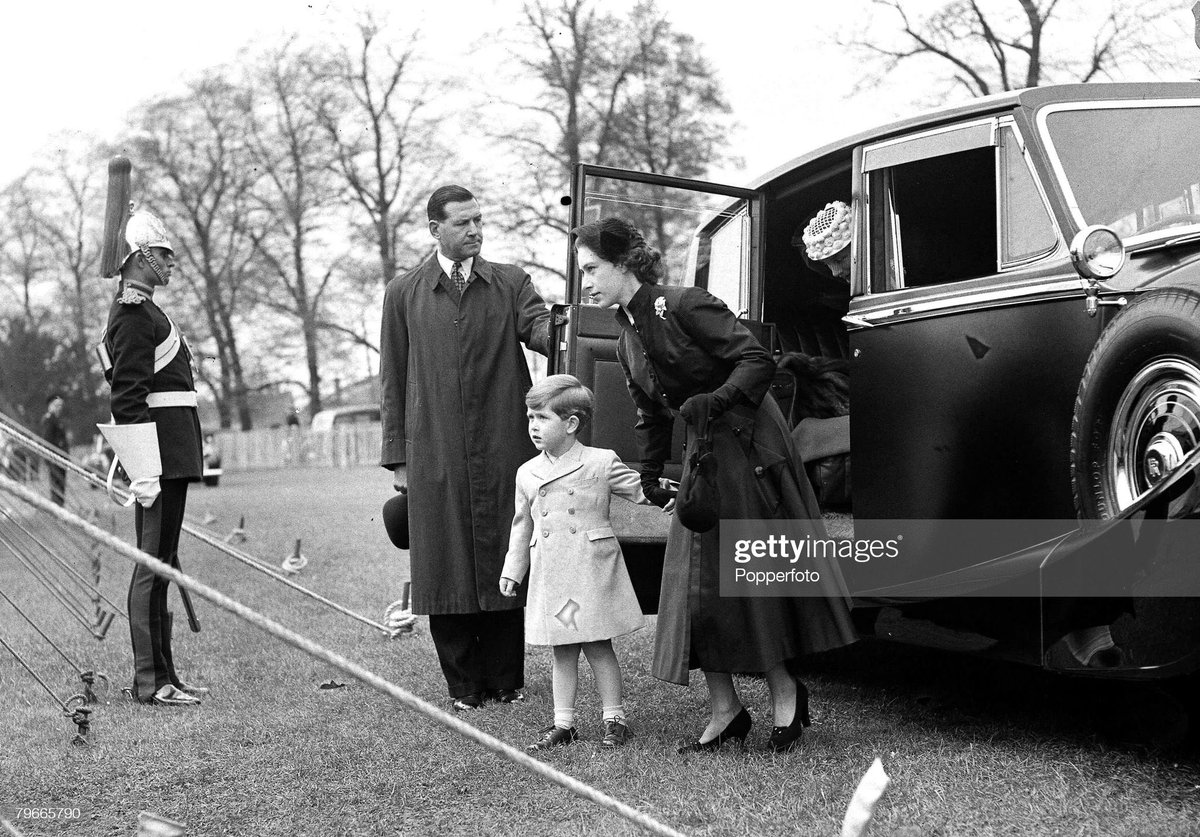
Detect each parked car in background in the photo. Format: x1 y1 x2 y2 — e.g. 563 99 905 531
310 404 381 433
552 81 1200 682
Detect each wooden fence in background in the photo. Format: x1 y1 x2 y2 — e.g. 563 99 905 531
212 425 384 470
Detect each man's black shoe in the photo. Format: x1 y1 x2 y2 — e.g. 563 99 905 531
452 693 483 711
489 689 524 704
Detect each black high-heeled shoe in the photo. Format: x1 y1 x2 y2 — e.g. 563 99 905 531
678 707 752 753
768 678 812 753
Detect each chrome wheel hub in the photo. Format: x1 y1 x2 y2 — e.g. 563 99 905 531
1108 358 1200 511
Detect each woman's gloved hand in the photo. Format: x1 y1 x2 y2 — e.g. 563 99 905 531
640 467 676 508
680 389 732 425
644 483 677 509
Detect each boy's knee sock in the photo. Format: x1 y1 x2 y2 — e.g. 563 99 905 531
554 707 576 729
602 704 625 723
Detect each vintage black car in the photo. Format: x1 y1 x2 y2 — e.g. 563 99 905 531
550 82 1200 681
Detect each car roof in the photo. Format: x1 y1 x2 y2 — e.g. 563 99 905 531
750 81 1200 192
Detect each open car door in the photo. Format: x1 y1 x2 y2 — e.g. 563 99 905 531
550 164 767 545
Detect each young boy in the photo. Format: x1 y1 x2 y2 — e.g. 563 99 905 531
500 374 655 750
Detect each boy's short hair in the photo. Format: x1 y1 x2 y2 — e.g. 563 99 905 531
526 374 594 429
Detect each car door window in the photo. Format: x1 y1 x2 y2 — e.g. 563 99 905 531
865 119 999 292
998 126 1058 266
573 167 762 316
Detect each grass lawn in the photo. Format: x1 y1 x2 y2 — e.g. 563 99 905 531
2 465 1199 836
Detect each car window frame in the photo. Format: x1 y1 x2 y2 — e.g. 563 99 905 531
996 118 1064 270
567 163 767 318
859 115 1064 299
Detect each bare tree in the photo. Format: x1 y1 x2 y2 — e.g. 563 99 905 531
0 176 48 322
131 72 265 430
28 140 111 430
844 0 1188 99
496 0 735 282
244 41 344 418
308 14 451 286
0 173 91 432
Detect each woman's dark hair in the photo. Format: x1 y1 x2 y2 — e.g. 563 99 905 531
427 185 476 222
571 217 665 285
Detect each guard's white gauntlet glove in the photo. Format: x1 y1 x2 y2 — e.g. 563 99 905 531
129 476 162 508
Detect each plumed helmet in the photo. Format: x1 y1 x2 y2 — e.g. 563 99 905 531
798 201 852 261
120 210 174 267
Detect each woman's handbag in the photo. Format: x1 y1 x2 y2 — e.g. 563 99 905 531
676 407 721 532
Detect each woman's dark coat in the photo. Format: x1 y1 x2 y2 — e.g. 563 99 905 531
617 283 856 684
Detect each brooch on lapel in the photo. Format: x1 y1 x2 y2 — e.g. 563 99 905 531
654 297 667 320
118 287 147 305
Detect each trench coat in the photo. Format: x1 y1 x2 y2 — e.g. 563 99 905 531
380 253 551 614
501 442 647 645
616 283 857 685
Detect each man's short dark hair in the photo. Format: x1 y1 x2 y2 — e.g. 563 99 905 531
427 185 476 222
46 394 63 405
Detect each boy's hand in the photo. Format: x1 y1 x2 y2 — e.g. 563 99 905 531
499 577 519 597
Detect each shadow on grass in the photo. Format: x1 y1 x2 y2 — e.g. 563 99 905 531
806 636 1200 759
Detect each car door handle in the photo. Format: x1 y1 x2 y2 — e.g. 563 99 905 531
842 314 875 328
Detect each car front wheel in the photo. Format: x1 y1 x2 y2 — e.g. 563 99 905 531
1071 289 1200 519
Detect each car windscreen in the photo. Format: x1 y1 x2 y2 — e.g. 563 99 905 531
1042 103 1200 243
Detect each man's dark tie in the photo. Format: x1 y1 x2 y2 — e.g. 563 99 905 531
451 261 466 293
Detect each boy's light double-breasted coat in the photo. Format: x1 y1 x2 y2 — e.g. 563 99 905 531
502 442 647 646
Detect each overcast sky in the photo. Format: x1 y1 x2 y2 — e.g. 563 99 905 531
0 0 929 187
3 2 1196 185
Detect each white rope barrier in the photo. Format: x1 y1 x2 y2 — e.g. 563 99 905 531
0 417 390 635
0 474 690 837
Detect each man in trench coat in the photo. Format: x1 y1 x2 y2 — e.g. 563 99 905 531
380 185 551 710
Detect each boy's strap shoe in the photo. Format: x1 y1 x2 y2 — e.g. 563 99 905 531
526 725 578 751
452 693 483 711
150 684 201 706
601 719 631 748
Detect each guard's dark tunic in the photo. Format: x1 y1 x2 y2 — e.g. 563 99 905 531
102 287 202 700
104 291 203 479
616 283 857 685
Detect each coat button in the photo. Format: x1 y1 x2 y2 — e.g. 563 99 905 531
754 465 764 476
539 489 546 496
569 526 577 534
542 530 549 538
568 508 575 515
541 509 548 516
567 488 574 495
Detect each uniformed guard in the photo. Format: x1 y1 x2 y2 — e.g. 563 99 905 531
96 158 207 707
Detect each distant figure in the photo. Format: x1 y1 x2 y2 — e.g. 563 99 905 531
380 184 551 711
40 394 69 505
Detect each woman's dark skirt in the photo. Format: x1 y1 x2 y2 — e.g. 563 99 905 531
652 393 857 685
